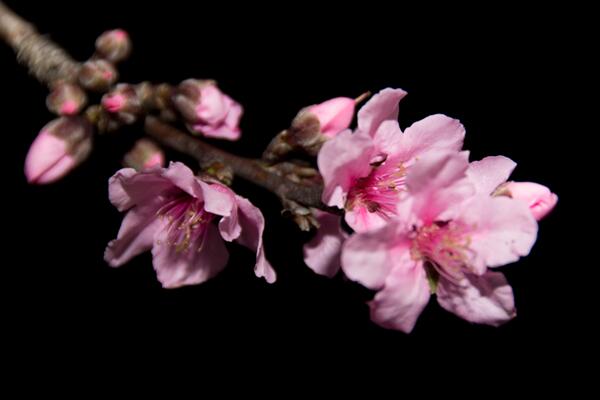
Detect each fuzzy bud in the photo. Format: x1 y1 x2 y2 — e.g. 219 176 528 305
25 117 93 184
123 139 165 170
46 82 87 116
78 59 118 92
95 29 132 63
101 84 143 124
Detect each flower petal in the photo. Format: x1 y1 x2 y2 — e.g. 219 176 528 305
151 224 229 289
467 156 516 195
303 211 349 277
436 271 516 326
395 114 465 161
104 196 165 267
108 167 172 212
233 195 276 283
369 258 430 333
357 88 407 137
318 129 374 208
459 196 538 273
403 150 474 224
342 222 409 290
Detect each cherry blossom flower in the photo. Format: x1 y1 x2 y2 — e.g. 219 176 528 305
318 88 466 232
105 162 276 288
341 151 538 332
172 80 243 140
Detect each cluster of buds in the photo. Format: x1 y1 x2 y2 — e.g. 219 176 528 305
28 29 133 184
78 30 130 91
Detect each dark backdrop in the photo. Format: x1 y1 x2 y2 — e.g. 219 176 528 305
2 0 578 374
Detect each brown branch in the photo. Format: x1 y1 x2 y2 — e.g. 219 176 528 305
1 1 328 210
145 117 325 208
0 2 80 86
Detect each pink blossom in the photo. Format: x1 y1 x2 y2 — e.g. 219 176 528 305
341 151 538 332
303 211 349 277
105 162 275 288
173 80 243 141
25 117 93 184
467 156 558 220
318 88 466 232
309 97 355 137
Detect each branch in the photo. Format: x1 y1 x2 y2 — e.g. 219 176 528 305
0 2 80 86
0 1 329 210
145 117 326 208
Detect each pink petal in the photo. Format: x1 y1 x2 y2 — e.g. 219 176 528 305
233 195 276 283
369 257 430 333
467 156 516 195
25 131 72 184
151 224 229 288
161 162 236 217
303 211 349 277
344 206 389 233
403 150 474 224
196 85 229 124
395 114 465 161
195 122 241 141
357 88 407 137
436 271 516 327
341 222 409 290
104 197 165 267
108 168 172 212
504 181 558 221
459 196 538 273
371 119 403 155
318 129 375 208
309 97 355 138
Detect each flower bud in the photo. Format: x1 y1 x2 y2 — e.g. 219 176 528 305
308 97 355 137
123 139 165 170
172 79 243 140
499 181 558 221
25 117 93 184
101 84 142 124
46 82 87 116
95 29 132 63
78 59 118 92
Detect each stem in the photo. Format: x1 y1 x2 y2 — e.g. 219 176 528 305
145 117 325 208
0 2 328 210
0 2 80 86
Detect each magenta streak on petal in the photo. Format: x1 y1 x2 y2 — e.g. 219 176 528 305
156 192 214 253
346 155 408 220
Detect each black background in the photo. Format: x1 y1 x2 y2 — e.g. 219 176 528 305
2 0 582 376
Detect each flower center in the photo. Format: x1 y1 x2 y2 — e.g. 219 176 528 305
156 192 214 253
346 156 407 219
410 221 473 284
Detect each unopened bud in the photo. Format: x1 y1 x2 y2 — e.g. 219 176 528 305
25 117 93 184
496 181 558 221
308 97 355 138
95 29 132 63
263 96 357 162
101 84 142 124
78 59 118 92
172 79 243 140
46 82 87 116
123 139 165 170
